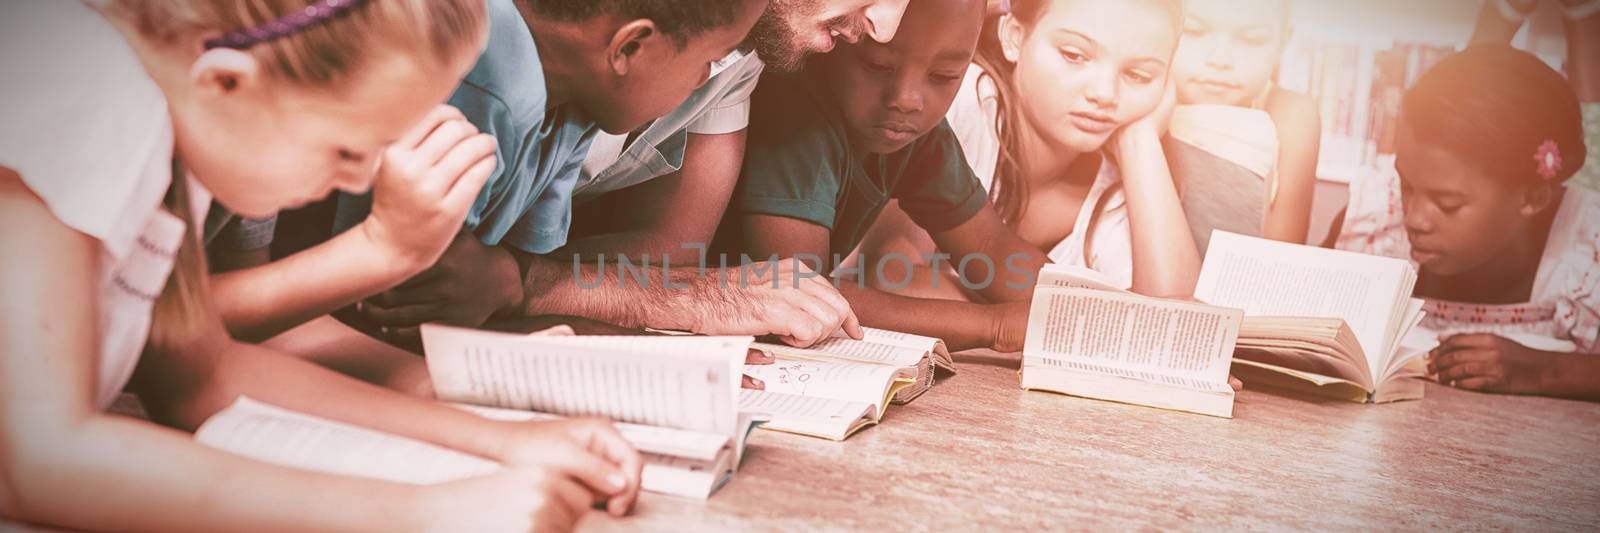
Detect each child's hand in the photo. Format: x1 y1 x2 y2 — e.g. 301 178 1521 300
694 260 864 348
988 300 1030 354
1110 78 1178 160
412 468 594 533
489 418 643 518
362 105 497 272
362 229 524 341
1427 333 1558 394
743 349 776 390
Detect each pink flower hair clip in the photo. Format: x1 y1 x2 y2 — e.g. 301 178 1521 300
1534 139 1563 180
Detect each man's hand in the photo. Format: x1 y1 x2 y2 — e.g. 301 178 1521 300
1428 333 1559 395
362 229 524 342
685 260 863 348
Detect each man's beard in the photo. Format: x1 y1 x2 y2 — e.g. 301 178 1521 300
746 0 826 72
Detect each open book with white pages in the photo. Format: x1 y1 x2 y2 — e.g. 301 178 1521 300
418 324 768 497
751 327 953 405
738 357 914 441
646 326 952 441
1195 231 1429 403
195 396 746 499
1021 264 1245 418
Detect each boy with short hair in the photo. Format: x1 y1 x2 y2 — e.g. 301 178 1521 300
347 0 923 349
206 0 785 385
722 0 1050 352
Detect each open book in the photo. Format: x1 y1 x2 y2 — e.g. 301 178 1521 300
419 324 767 497
636 326 949 441
737 358 915 441
750 327 952 405
195 397 743 499
1195 231 1428 403
1021 264 1245 418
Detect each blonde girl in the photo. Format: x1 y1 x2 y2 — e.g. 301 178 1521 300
0 1 640 531
1168 0 1321 249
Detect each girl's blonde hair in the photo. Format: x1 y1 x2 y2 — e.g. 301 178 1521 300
108 0 487 86
110 0 489 351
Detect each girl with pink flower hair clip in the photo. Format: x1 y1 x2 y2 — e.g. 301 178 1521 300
1471 0 1600 191
1329 45 1600 403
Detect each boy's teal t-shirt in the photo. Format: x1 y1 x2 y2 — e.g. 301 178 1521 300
727 71 988 258
334 0 596 254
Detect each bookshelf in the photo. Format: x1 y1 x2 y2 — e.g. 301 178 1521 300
1283 0 1571 184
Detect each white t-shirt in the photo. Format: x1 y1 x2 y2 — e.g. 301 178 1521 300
576 51 765 202
946 64 1137 289
0 0 205 409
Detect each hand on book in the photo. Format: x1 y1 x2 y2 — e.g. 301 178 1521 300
489 418 644 518
1427 333 1558 395
362 228 526 344
412 467 600 533
743 349 775 390
695 260 864 347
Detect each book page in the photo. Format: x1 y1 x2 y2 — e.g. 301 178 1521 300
1381 298 1426 368
1236 316 1374 386
1026 359 1237 393
738 389 874 420
738 389 874 440
1024 287 1242 386
450 403 744 498
1196 231 1413 380
856 327 939 351
856 327 955 371
196 397 495 486
1233 346 1372 389
1022 366 1236 417
422 324 747 436
1036 263 1128 292
743 360 906 411
636 452 730 499
451 404 730 461
752 336 926 370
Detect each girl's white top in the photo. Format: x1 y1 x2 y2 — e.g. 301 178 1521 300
0 0 210 409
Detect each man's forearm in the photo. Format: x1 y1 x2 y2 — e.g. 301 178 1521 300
515 252 727 331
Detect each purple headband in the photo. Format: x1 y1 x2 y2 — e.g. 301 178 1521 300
203 0 369 50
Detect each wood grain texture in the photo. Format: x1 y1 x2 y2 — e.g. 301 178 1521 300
581 351 1600 531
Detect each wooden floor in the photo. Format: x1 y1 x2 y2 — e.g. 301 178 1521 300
581 351 1600 531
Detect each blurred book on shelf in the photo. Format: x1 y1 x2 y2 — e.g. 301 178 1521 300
1278 40 1455 184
